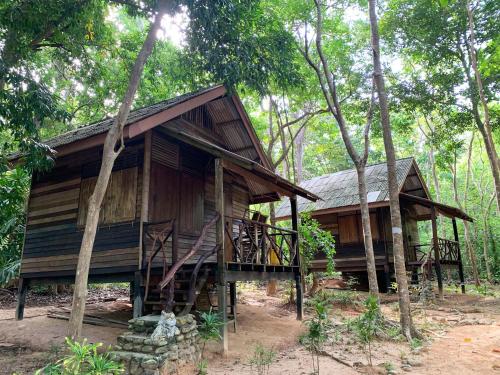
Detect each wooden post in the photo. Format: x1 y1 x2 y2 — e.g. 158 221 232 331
215 158 228 354
16 278 29 320
229 281 237 332
453 218 466 294
133 271 144 318
290 195 303 320
139 131 152 269
431 207 443 299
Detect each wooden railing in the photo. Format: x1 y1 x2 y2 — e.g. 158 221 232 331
225 216 297 267
412 238 460 265
142 219 176 302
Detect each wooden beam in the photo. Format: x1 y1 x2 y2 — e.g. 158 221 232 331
139 131 152 269
453 218 466 294
215 158 228 354
290 195 303 321
225 270 296 282
128 86 227 138
431 207 443 299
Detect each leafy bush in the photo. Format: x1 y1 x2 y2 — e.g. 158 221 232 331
35 337 123 374
299 212 336 275
249 343 276 375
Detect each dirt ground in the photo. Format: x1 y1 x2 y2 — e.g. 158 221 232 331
0 284 499 374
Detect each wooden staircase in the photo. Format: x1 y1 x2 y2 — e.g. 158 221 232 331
143 263 216 314
142 215 219 315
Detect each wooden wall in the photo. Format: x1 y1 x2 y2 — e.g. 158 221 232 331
143 131 251 267
20 140 144 278
311 207 392 271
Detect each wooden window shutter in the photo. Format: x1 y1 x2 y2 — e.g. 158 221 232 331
77 167 137 226
338 215 359 244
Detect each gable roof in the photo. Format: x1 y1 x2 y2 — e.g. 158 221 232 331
10 85 273 170
275 158 421 218
10 85 318 202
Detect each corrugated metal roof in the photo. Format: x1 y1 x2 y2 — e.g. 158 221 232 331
275 158 415 218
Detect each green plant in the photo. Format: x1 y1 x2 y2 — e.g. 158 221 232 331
197 309 223 374
299 301 330 374
474 284 492 296
299 212 336 275
351 295 382 367
35 337 122 374
346 276 359 290
249 343 276 375
410 338 422 351
307 289 357 309
383 361 395 373
196 359 208 375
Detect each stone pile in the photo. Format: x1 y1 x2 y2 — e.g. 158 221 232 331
111 313 200 375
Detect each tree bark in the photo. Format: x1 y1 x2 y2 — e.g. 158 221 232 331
465 0 500 211
68 2 167 339
368 0 415 340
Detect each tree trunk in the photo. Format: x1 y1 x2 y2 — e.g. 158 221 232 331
368 0 415 340
357 166 380 296
68 3 166 339
295 126 306 184
465 0 500 211
452 134 480 285
482 193 495 282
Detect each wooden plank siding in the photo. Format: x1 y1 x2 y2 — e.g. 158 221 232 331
311 208 391 272
20 140 144 278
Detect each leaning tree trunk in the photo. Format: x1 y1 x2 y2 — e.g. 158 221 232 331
357 166 380 297
466 0 500 211
68 3 166 339
368 0 415 340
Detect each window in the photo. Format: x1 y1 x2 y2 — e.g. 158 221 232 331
77 167 138 226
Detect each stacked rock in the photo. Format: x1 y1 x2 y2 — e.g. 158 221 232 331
111 313 200 375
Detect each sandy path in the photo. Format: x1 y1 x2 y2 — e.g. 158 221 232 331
413 324 500 375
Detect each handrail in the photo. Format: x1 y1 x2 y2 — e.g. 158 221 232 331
143 220 175 302
181 244 219 315
159 214 219 290
225 215 297 267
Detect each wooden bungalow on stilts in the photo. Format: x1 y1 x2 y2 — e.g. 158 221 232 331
12 85 319 352
275 158 473 294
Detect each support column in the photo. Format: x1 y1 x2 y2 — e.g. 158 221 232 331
16 278 29 320
453 218 466 294
229 281 237 332
133 271 144 318
215 158 228 354
290 195 303 320
431 207 443 299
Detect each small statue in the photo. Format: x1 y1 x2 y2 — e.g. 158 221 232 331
151 311 177 343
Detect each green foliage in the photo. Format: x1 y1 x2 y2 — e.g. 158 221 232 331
299 212 336 275
249 343 276 375
307 289 358 308
35 337 123 375
351 295 383 366
197 308 223 373
184 0 303 96
299 301 331 374
0 168 29 286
